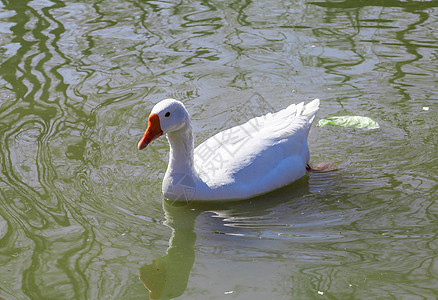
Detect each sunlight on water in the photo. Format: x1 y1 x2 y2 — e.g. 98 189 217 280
0 0 437 299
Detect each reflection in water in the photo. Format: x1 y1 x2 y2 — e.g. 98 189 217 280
140 201 199 300
140 179 311 299
0 0 144 298
2 7 94 300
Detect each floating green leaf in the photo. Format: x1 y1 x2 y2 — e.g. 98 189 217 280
318 116 379 129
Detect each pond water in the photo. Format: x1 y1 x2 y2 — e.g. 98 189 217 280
0 0 437 299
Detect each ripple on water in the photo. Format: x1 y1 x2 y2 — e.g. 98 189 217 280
1 0 438 299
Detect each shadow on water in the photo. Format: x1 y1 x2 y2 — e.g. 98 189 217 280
139 177 313 300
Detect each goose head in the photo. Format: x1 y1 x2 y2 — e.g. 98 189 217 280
138 99 190 150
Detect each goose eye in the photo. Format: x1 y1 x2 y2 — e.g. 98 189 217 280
165 112 170 117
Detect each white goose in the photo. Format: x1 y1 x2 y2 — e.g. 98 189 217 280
138 98 320 201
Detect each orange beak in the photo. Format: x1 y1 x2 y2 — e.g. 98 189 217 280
138 113 163 150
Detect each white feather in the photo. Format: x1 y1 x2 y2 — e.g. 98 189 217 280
143 98 320 201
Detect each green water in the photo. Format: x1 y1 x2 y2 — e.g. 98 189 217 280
0 0 437 299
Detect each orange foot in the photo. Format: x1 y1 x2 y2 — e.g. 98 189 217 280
306 162 337 172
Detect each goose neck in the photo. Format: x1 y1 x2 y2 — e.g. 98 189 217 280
166 124 195 174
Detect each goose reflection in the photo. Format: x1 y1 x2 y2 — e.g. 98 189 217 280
139 177 315 299
139 200 199 300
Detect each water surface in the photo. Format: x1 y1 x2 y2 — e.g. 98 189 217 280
0 0 437 299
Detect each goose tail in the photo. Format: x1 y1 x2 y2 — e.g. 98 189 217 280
302 98 320 123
